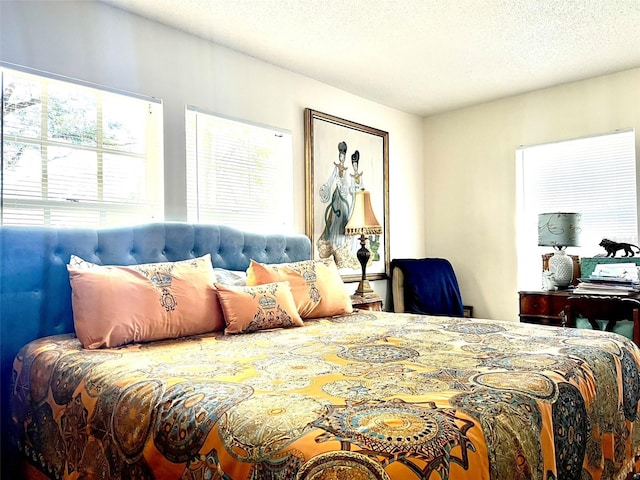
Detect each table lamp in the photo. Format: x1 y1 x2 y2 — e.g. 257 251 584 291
538 212 582 288
345 189 383 297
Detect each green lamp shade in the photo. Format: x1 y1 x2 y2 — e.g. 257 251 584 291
538 212 582 247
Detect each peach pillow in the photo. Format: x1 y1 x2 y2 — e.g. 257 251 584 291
216 281 303 334
246 259 353 318
67 254 224 349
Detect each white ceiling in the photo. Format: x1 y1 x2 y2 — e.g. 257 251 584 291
101 0 640 117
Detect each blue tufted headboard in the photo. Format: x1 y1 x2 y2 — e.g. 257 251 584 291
0 222 311 465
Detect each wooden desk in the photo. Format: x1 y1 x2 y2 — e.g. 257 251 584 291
519 290 572 327
519 290 640 345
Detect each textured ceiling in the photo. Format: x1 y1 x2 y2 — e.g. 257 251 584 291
101 0 640 116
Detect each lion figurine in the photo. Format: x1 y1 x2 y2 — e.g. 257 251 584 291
599 238 640 257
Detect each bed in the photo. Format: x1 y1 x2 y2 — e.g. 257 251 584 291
2 223 640 480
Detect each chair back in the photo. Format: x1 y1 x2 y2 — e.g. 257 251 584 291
391 258 464 317
565 295 640 346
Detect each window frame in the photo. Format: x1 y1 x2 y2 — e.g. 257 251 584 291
516 129 638 291
1 62 164 226
185 106 294 233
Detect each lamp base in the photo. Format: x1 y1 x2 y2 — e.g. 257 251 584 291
354 279 375 297
354 234 375 297
548 248 574 288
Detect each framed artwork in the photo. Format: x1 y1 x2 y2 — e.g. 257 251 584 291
304 108 389 282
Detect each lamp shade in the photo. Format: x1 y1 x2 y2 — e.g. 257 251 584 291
345 190 383 236
538 212 582 247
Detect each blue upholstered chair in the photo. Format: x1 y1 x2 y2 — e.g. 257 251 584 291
391 258 466 317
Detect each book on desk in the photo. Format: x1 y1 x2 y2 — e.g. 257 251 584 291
572 262 640 296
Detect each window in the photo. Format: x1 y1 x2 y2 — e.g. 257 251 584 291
516 129 637 290
185 107 294 232
1 65 163 226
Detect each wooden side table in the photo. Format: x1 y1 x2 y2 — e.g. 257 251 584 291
351 294 383 312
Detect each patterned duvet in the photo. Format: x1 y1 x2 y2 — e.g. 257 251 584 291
10 311 640 480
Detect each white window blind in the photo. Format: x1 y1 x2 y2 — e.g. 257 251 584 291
185 107 293 232
516 129 637 290
1 65 163 226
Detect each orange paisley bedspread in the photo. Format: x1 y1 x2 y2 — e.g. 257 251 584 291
10 311 640 480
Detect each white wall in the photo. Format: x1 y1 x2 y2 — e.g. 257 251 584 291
423 68 640 320
1 0 426 304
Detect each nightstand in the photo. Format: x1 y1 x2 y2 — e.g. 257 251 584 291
351 294 383 311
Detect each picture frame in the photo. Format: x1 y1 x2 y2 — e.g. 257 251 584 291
304 108 389 282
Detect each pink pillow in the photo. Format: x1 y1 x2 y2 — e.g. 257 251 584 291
246 259 353 318
215 281 304 334
68 254 224 349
